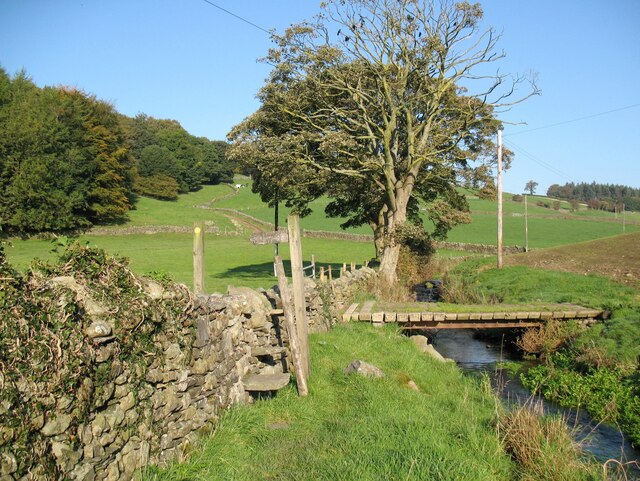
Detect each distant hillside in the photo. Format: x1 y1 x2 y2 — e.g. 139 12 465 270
505 232 640 286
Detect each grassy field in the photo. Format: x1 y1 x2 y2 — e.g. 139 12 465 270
4 179 639 292
141 323 599 481
4 234 375 293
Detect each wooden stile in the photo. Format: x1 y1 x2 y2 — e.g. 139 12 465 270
287 214 311 377
274 256 308 396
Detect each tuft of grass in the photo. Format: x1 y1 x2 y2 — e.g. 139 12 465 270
498 400 600 481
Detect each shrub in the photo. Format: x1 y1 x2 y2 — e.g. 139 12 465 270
552 200 561 210
516 320 583 358
512 194 524 202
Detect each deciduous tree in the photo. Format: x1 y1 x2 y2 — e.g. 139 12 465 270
230 0 536 284
525 180 538 195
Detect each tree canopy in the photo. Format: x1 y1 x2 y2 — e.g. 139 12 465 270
0 68 234 235
0 69 133 234
229 0 536 283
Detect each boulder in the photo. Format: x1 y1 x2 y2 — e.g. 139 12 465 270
343 360 385 378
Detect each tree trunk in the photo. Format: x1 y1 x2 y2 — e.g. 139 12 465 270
379 243 401 285
377 185 412 286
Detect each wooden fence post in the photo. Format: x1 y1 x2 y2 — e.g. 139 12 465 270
274 256 308 396
287 214 311 377
193 222 205 295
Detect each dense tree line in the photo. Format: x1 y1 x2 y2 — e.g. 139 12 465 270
547 182 640 212
0 68 233 235
122 115 233 200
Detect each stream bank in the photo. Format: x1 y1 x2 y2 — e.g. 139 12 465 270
431 329 640 473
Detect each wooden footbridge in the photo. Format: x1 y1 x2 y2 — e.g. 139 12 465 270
343 301 607 330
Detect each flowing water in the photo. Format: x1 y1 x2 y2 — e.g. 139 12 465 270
431 329 640 475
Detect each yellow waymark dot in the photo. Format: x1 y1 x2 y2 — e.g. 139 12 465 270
194 227 201 235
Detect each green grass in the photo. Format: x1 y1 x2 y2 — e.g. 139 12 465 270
214 186 372 235
450 260 637 310
213 180 639 248
4 178 638 292
142 323 518 481
109 184 238 230
439 211 637 248
4 234 375 293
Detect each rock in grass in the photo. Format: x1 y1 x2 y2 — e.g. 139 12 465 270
411 335 449 363
343 360 385 378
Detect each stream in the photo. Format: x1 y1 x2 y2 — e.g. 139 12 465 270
431 329 640 475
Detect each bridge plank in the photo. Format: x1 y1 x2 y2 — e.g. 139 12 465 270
421 312 434 321
385 312 397 323
402 321 544 330
342 303 359 323
359 300 375 321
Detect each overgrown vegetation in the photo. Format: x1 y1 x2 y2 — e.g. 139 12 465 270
0 243 191 478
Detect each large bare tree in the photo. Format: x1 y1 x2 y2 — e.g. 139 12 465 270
229 0 537 284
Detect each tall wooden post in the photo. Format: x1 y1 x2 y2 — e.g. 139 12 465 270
193 221 205 294
274 256 308 396
287 214 310 377
497 129 504 269
524 193 529 252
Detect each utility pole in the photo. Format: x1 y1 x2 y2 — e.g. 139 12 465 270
623 203 626 233
524 193 529 252
497 128 503 269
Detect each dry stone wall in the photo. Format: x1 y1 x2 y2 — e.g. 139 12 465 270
0 246 375 481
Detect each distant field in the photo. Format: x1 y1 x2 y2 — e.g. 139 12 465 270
5 179 638 290
4 234 374 293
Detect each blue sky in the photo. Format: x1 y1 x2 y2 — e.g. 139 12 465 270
1 0 639 195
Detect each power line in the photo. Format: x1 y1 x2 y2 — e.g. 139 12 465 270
504 102 640 137
200 0 272 35
504 138 574 183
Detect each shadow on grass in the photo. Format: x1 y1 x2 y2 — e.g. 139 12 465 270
211 260 361 286
210 261 290 282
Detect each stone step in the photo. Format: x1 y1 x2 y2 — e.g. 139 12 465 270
250 346 286 357
242 373 291 392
